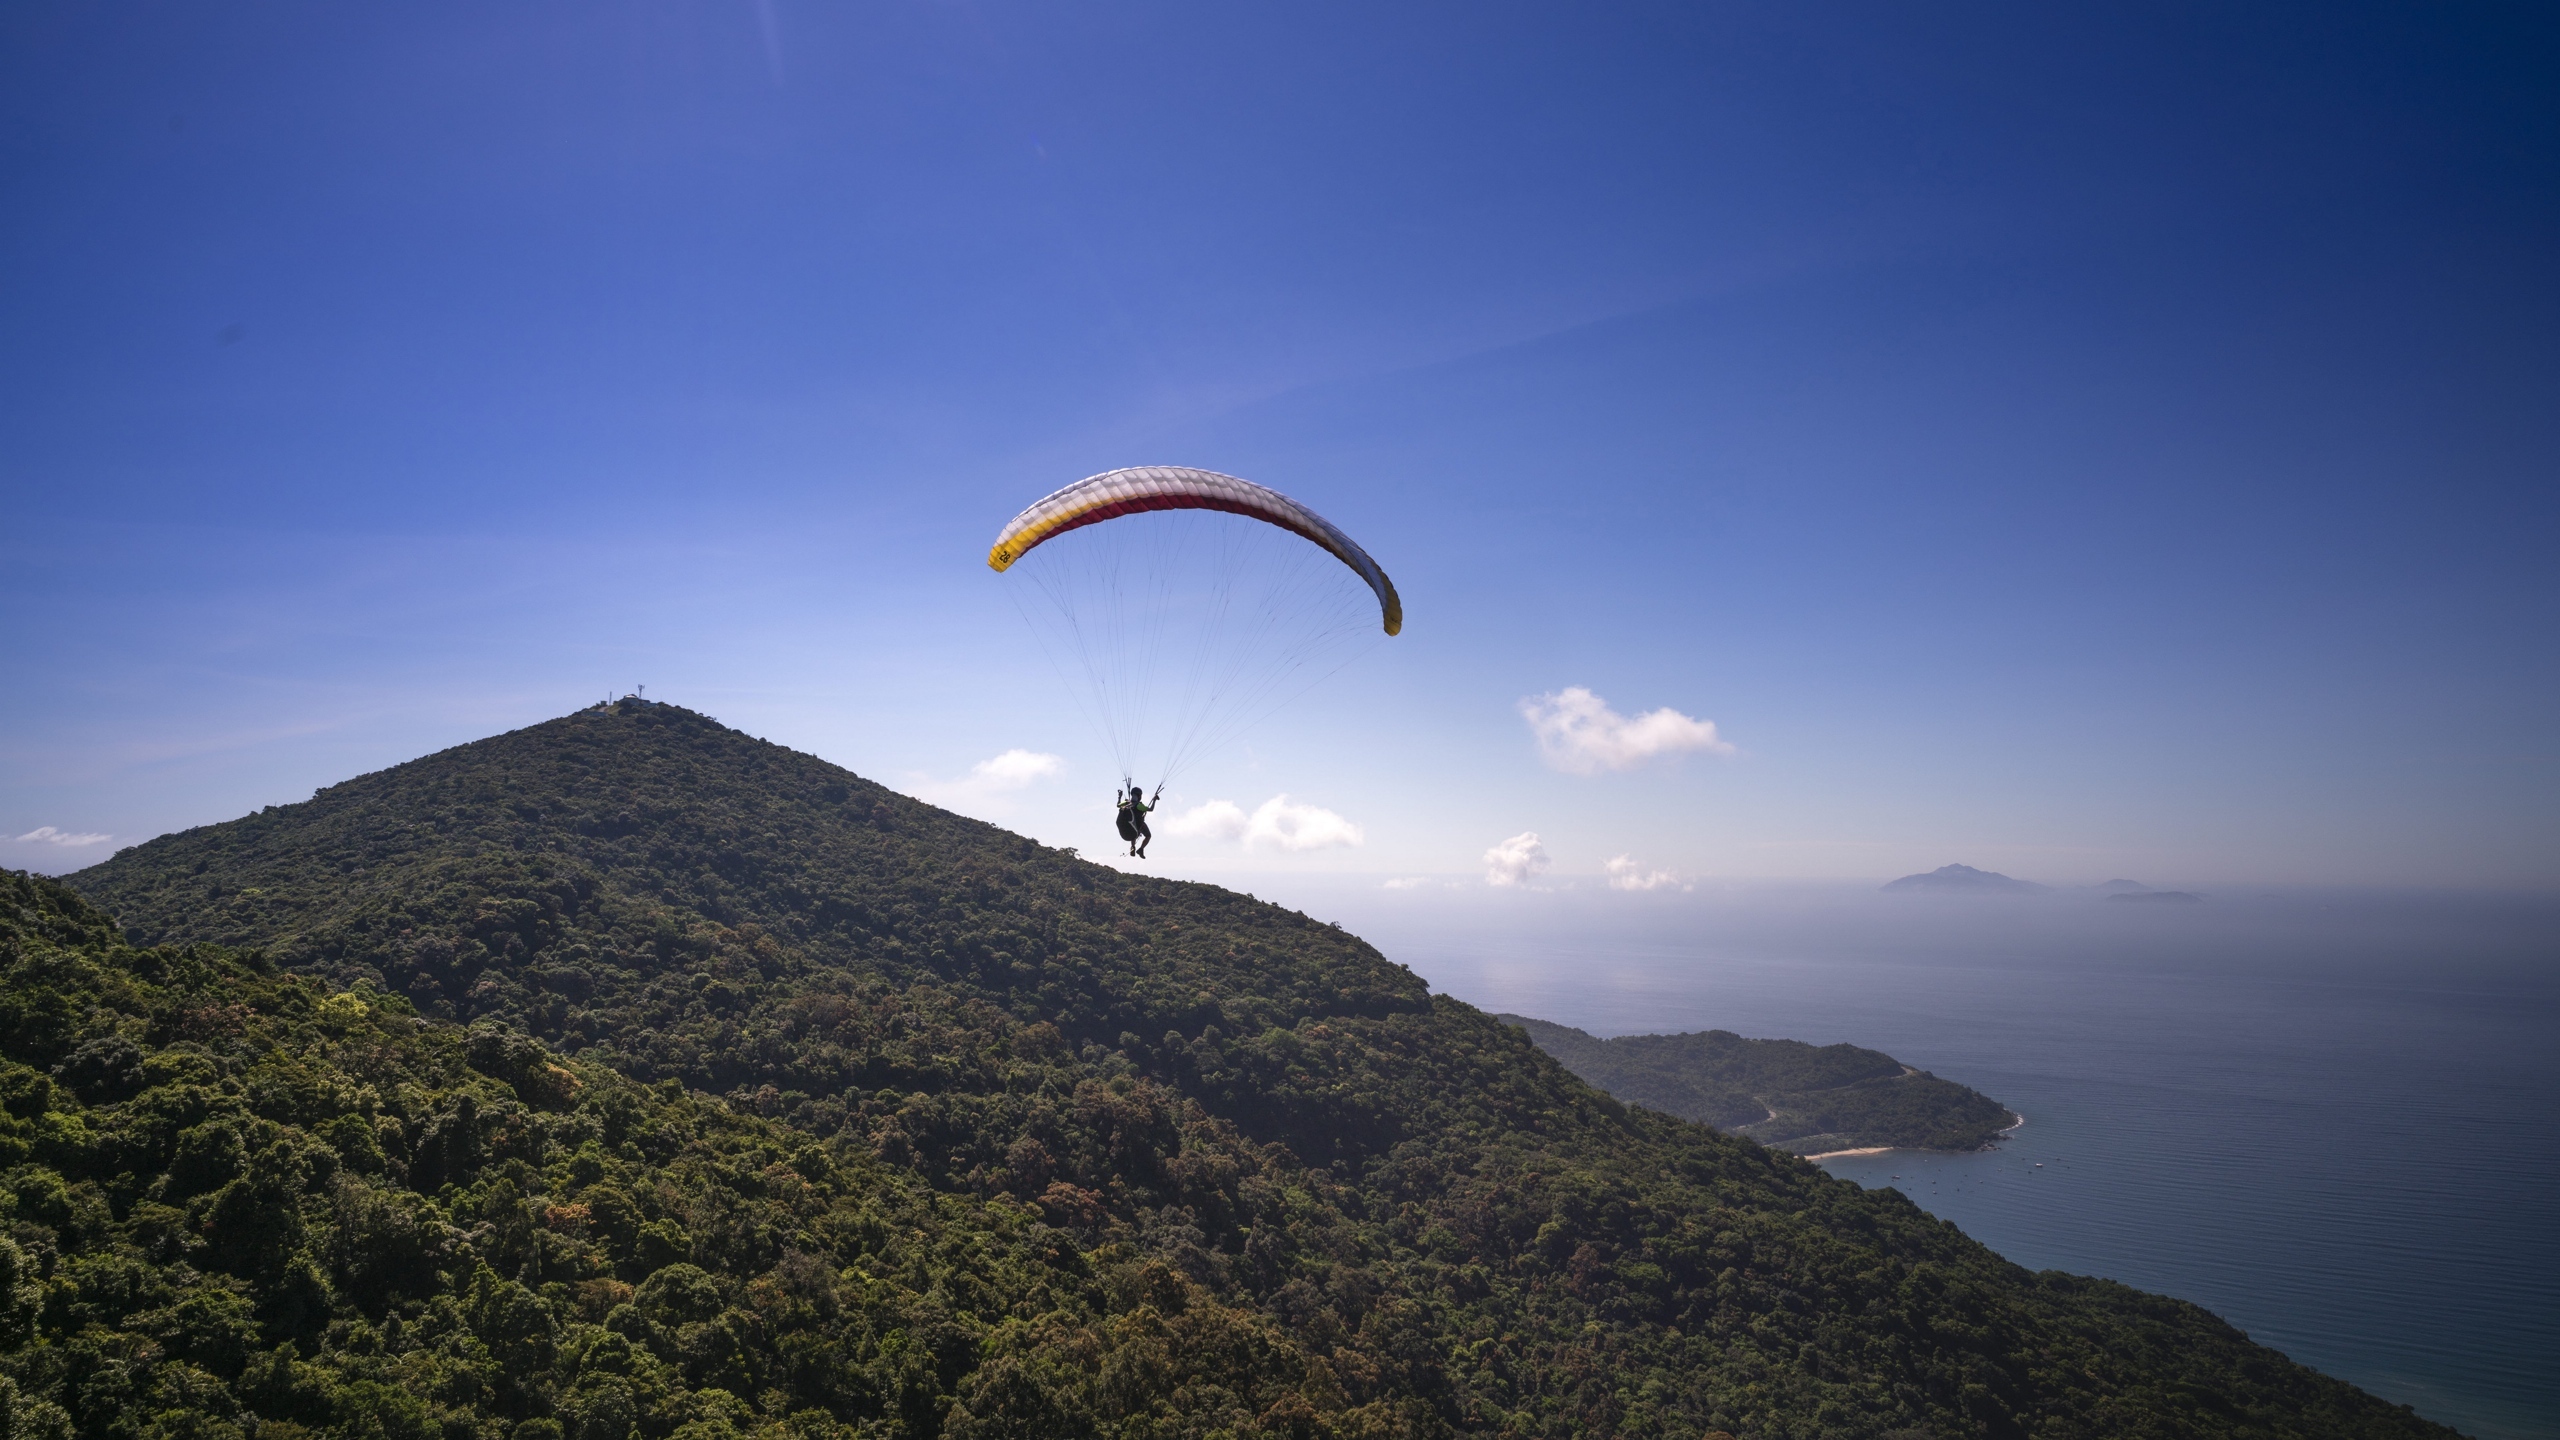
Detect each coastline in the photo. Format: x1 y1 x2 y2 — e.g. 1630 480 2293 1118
1803 1110 2024 1164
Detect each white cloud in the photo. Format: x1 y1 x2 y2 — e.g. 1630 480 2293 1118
1166 795 1365 851
1246 795 1364 851
1166 799 1250 840
912 749 1064 809
1520 687 1733 775
1381 877 1428 890
965 749 1064 791
15 827 110 848
1605 854 1688 892
1483 831 1550 887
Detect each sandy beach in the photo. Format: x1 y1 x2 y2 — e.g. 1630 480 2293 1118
1805 1111 2024 1163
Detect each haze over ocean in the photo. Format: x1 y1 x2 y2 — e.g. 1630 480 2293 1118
1260 881 2560 1440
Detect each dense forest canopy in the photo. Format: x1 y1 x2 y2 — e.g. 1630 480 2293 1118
42 700 2453 1440
1496 1020 2016 1155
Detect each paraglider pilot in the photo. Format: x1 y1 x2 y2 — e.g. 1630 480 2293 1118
1117 784 1156 858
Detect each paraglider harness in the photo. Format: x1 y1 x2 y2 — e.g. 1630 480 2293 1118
1116 783 1159 853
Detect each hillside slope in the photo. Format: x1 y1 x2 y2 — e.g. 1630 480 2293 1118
67 701 2454 1439
0 869 1195 1440
1498 1018 2016 1155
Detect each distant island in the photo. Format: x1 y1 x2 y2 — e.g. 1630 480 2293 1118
1882 862 2047 893
1888 866 2206 902
1501 1014 2018 1155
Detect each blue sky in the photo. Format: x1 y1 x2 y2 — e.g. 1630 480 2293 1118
3 0 2555 888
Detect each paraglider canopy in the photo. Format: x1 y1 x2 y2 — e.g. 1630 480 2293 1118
989 467 1401 635
988 466 1400 790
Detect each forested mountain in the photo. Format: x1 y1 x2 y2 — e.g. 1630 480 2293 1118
45 700 2455 1440
1496 1020 2016 1155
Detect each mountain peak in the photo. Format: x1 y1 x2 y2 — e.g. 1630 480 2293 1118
75 697 1424 1054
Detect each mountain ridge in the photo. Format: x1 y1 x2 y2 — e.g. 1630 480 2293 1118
48 699 2453 1439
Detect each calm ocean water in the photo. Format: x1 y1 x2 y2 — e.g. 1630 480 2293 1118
1256 881 2560 1440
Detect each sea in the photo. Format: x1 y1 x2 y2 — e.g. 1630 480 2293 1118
1250 880 2560 1440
